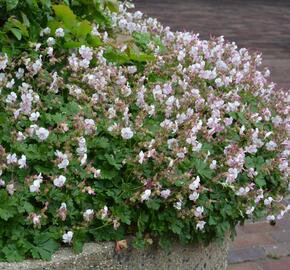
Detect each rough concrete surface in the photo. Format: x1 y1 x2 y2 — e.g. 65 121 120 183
0 238 230 270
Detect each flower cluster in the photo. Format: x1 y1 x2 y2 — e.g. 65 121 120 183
0 1 289 261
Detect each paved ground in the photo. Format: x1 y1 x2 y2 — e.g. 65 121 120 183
134 1 290 269
228 214 290 270
134 0 290 90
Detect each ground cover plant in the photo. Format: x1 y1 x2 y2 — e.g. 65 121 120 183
0 0 289 262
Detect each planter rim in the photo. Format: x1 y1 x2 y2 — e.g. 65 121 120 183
0 238 230 270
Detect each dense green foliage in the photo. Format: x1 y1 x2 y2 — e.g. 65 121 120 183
0 0 118 55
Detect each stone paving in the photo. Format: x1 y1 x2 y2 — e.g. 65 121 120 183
134 1 290 269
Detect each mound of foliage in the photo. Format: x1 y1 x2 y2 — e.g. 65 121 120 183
0 0 289 262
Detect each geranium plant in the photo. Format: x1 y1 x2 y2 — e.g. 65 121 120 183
0 0 289 262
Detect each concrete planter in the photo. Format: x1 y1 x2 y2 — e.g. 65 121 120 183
0 238 230 270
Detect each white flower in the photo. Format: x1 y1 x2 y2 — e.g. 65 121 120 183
224 117 233 126
236 187 250 196
91 93 99 103
16 68 24 79
32 58 42 75
121 127 134 140
245 145 258 154
128 66 137 74
29 174 43 193
55 28 65 37
194 206 204 218
272 116 282 126
141 189 151 202
226 168 239 183
47 37 55 46
83 209 94 222
264 197 273 206
6 92 17 104
77 137 87 155
247 168 258 178
79 45 93 61
6 183 15 195
167 138 177 149
55 150 69 169
62 231 73 244
174 200 183 210
34 43 41 51
277 210 286 220
266 215 275 222
29 112 40 122
18 155 27 168
36 127 49 141
160 189 171 199
60 202 67 209
266 141 277 151
6 79 15 89
189 191 199 201
80 153 87 166
189 176 200 190
91 168 101 178
246 206 255 215
32 214 41 225
196 221 206 231
7 153 18 164
30 179 42 192
210 160 217 170
101 206 109 219
0 53 8 70
0 178 5 187
84 118 96 134
177 49 186 61
138 151 145 164
53 175 66 188
40 27 51 36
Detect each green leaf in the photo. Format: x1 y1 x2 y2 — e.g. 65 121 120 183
93 137 110 149
104 154 122 170
87 35 102 47
10 28 22 40
137 212 149 231
63 40 83 49
31 233 59 261
0 208 15 221
112 205 131 224
6 0 19 10
0 113 6 125
174 180 185 187
75 20 92 37
159 236 172 251
105 0 119 13
25 0 39 10
21 201 34 213
72 229 87 253
129 52 154 62
73 240 84 253
2 244 24 262
208 216 217 225
8 18 29 37
170 220 184 235
146 199 160 210
53 4 77 28
104 48 130 64
255 175 266 187
21 12 30 27
0 191 17 221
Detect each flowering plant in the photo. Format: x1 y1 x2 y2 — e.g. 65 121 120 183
0 0 289 262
